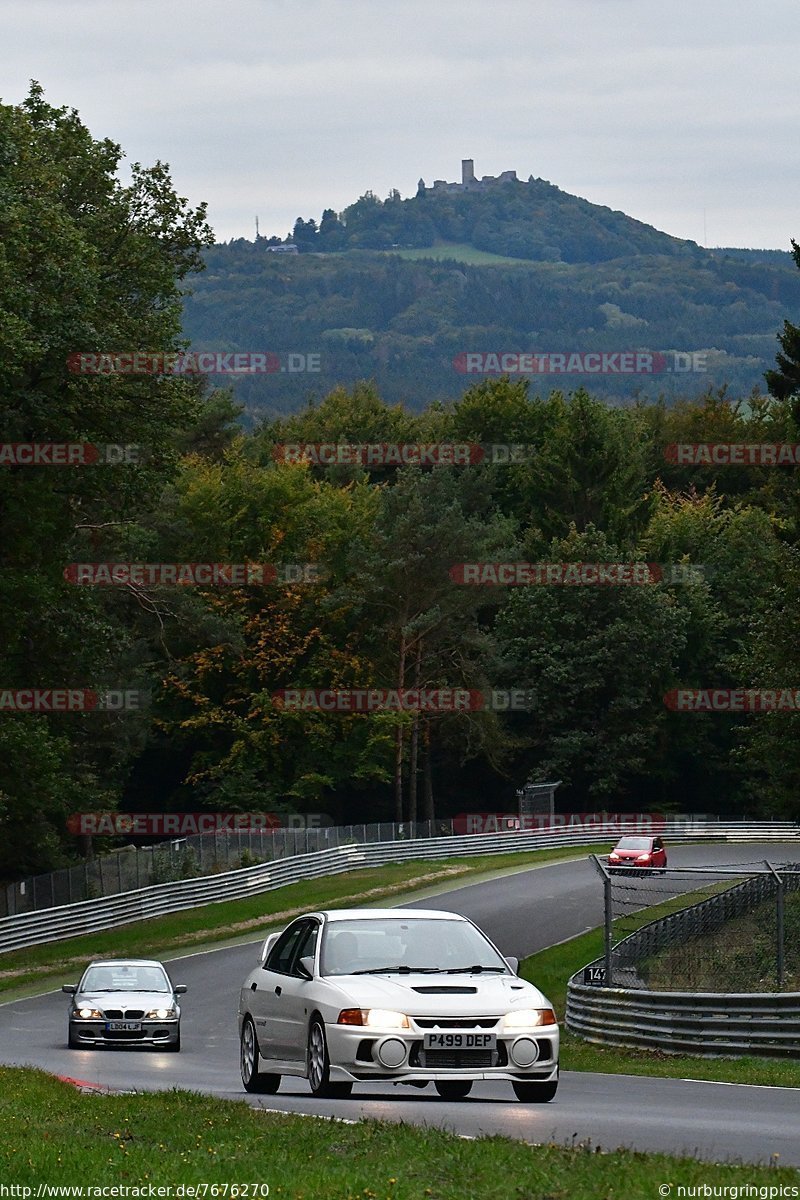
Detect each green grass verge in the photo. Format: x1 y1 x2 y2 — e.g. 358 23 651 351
520 917 800 1087
0 845 599 999
3 1067 797 1194
381 241 538 266
642 890 800 993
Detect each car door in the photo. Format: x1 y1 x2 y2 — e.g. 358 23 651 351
255 920 309 1062
653 837 666 867
280 920 321 1063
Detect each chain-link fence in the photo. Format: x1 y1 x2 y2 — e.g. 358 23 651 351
0 820 455 918
593 856 800 991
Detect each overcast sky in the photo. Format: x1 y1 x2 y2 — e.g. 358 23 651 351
2 0 798 249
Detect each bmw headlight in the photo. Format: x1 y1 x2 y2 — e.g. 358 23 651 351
145 1007 176 1020
74 1007 103 1020
337 1008 410 1029
503 1008 557 1030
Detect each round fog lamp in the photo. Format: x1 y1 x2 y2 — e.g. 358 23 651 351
510 1037 540 1068
376 1038 407 1068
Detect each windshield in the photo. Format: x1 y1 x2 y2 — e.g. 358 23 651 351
81 965 171 993
320 917 509 976
614 837 653 851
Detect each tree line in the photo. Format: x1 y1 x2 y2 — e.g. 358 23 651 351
3 87 800 881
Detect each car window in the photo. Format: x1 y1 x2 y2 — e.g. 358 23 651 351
81 964 170 992
292 922 319 974
265 922 308 974
320 917 508 975
615 837 652 851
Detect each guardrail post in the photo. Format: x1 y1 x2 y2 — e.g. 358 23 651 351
591 853 613 987
765 861 785 987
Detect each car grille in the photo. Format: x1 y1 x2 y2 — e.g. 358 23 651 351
409 1042 508 1069
102 1029 147 1040
102 1009 144 1019
421 1050 495 1069
413 1017 499 1029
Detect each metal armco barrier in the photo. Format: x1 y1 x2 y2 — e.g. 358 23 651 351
0 819 797 954
566 981 800 1057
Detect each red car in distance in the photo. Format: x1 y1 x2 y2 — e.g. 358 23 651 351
607 835 667 873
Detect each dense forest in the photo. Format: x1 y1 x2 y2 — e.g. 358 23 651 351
4 89 800 882
183 224 800 416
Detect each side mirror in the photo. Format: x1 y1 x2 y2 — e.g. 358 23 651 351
260 932 280 965
173 984 187 995
505 956 519 975
61 984 77 994
297 956 315 981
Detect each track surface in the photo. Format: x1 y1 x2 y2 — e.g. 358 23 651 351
1 842 798 1165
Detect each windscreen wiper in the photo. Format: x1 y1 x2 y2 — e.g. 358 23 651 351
351 965 441 974
446 965 507 974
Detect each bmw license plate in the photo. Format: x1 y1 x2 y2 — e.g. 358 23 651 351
106 1021 141 1032
423 1032 497 1050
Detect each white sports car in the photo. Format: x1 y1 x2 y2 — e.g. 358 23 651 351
238 908 559 1102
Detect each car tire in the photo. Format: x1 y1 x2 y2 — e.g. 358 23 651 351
434 1081 472 1100
512 1076 558 1103
240 1016 280 1094
307 1017 352 1099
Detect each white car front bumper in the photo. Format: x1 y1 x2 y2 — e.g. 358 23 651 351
325 1020 559 1083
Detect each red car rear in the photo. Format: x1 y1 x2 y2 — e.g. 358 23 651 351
607 835 667 872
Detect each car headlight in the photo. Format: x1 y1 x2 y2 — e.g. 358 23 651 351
337 1008 410 1029
503 1008 557 1030
635 854 652 863
145 1007 176 1020
74 1007 103 1020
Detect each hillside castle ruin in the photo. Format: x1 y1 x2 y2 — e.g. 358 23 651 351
418 159 519 195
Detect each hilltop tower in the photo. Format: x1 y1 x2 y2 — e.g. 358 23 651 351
462 159 475 185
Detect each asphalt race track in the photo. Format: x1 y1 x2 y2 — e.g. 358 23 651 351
1 842 799 1166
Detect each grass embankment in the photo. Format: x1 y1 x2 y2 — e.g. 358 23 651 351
381 240 538 266
3 1067 797 1195
0 845 596 998
641 890 800 993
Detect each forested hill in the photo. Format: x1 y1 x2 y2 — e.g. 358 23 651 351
288 176 695 261
180 179 800 420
